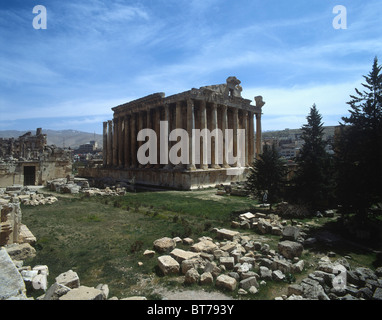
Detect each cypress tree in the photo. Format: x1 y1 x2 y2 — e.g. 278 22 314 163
294 104 331 210
335 57 382 218
246 143 287 209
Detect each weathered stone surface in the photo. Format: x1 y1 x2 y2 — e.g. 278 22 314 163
5 243 36 261
183 237 194 245
259 266 272 280
200 272 213 285
239 212 255 220
0 247 27 300
203 261 221 278
372 288 382 300
59 285 104 300
257 219 273 234
96 284 109 300
158 255 180 275
143 249 155 258
282 226 300 241
191 239 218 253
219 256 235 270
291 260 305 273
216 228 239 240
184 268 200 284
43 283 71 300
55 270 80 289
272 259 292 274
170 248 200 262
240 276 259 290
153 237 176 253
272 270 285 281
216 275 237 291
278 240 303 259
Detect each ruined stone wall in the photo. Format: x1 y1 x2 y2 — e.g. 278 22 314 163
0 199 22 246
0 128 73 187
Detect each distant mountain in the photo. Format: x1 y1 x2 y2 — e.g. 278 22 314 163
0 129 103 149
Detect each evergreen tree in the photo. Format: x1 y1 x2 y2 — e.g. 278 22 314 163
246 143 287 209
335 57 382 217
293 104 331 210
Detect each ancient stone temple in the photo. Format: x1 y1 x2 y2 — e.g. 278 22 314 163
80 77 265 190
0 128 72 187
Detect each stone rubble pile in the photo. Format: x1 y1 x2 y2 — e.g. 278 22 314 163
149 225 382 300
0 246 146 300
281 255 382 300
0 185 58 206
150 227 308 296
47 177 126 197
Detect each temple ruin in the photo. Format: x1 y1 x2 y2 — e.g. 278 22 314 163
79 77 264 190
0 128 72 187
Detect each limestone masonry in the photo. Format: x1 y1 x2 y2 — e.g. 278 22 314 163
79 77 265 189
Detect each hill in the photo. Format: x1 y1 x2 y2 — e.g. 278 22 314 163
263 126 336 140
0 129 103 149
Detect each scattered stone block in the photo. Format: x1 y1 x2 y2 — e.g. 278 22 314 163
153 237 176 253
0 247 27 300
278 240 303 259
158 255 180 275
216 275 237 292
191 239 218 253
184 268 200 285
59 286 104 300
219 256 235 270
55 270 80 289
282 226 300 241
170 248 200 263
216 228 239 240
240 276 259 291
200 272 213 285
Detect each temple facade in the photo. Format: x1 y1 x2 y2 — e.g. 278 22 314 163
80 77 265 190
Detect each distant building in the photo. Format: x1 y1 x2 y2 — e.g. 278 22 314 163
75 140 99 154
0 128 72 187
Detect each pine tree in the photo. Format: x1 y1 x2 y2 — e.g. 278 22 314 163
246 143 287 209
335 57 382 217
294 104 331 210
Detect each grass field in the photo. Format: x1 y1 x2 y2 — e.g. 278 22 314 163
21 188 378 299
22 189 259 298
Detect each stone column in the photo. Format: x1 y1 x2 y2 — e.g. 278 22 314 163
255 96 265 159
221 105 230 168
233 108 239 167
200 100 208 170
107 120 113 167
211 103 221 169
243 111 249 167
118 116 124 167
130 112 137 168
163 104 172 170
174 101 184 170
146 107 152 168
255 113 262 159
248 111 255 165
103 121 108 167
124 115 130 168
154 108 161 168
112 118 118 167
187 99 196 171
138 110 144 168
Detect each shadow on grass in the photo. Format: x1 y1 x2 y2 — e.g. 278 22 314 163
303 215 382 268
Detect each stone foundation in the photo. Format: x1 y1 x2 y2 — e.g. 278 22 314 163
78 166 249 190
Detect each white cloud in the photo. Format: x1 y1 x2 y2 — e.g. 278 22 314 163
242 80 361 130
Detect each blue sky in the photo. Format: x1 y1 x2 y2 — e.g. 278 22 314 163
0 0 381 134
